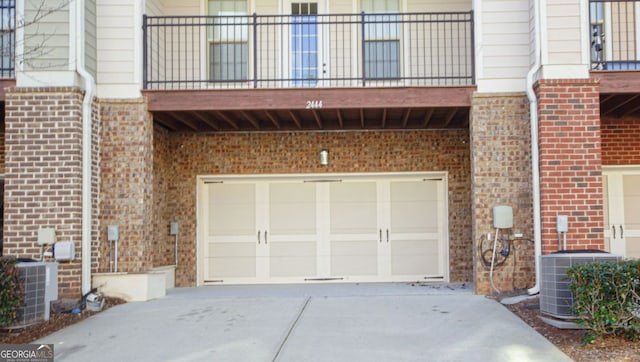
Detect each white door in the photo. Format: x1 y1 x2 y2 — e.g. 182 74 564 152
387 179 446 279
284 1 326 87
266 182 320 280
604 168 640 259
327 180 380 279
201 182 262 283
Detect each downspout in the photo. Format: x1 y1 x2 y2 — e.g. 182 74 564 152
72 0 96 295
526 0 542 295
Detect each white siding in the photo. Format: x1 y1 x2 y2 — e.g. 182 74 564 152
541 0 589 79
23 1 70 72
96 0 143 98
476 0 530 92
86 0 97 78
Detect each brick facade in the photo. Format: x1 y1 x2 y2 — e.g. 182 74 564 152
3 87 85 298
601 117 640 166
470 93 535 295
536 79 604 253
153 129 472 287
98 99 154 273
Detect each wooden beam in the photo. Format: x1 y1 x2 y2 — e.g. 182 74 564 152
422 108 435 128
190 111 220 131
153 113 179 131
288 110 302 129
171 112 200 131
214 111 239 130
264 111 281 129
239 110 260 129
593 71 640 93
619 101 640 118
443 108 458 128
143 86 476 112
603 94 640 117
336 109 344 128
381 108 387 128
360 108 365 128
311 109 323 129
401 109 411 128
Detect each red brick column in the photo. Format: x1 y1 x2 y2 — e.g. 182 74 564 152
536 79 604 253
3 87 85 298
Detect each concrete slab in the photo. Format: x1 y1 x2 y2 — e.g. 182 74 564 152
35 283 571 362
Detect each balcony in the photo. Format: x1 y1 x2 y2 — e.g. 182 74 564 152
143 11 474 90
590 0 640 118
590 0 640 71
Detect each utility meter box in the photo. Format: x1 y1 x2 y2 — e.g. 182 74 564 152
170 222 179 235
493 205 513 229
108 225 119 241
556 215 568 233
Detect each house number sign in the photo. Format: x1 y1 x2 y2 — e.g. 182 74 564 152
306 100 323 109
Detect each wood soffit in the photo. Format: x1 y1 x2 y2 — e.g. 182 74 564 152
143 86 476 132
592 71 640 119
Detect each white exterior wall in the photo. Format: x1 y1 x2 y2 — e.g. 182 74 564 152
474 0 530 93
540 0 589 79
86 0 97 78
16 1 78 87
96 0 144 98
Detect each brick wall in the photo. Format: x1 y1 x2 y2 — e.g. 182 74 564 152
153 129 472 287
152 126 174 267
3 87 85 298
536 79 604 253
470 93 535 295
99 99 153 273
601 117 640 165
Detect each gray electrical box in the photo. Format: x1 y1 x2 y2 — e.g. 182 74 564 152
108 225 119 241
170 222 179 235
556 215 568 233
493 205 514 229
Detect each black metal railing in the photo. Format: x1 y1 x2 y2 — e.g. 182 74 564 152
143 11 474 89
1 0 15 78
590 0 640 70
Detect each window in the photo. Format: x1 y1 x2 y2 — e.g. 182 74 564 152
362 0 399 79
1 0 15 78
209 0 248 81
291 2 318 87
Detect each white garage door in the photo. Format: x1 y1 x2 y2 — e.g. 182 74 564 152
198 173 448 284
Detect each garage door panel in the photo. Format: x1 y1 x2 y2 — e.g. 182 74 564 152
207 243 257 278
208 258 256 278
626 237 640 259
330 182 378 234
330 240 378 276
208 184 256 236
269 183 317 235
391 239 439 275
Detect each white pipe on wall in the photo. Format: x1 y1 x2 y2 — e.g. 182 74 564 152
72 0 96 295
526 0 543 296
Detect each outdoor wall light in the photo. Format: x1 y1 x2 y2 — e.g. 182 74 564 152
319 149 329 166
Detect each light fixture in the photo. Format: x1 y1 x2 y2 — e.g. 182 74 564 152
319 149 329 166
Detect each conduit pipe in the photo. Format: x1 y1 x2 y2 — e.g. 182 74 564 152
72 0 96 295
526 0 543 296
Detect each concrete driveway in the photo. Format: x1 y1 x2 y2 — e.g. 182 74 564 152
36 283 572 362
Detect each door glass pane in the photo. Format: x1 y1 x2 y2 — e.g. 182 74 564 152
291 2 319 87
